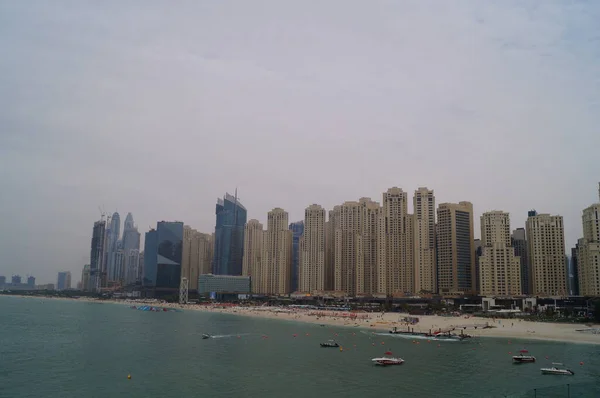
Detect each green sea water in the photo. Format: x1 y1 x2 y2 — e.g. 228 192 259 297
1 296 599 398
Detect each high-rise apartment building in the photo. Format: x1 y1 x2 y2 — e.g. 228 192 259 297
299 205 325 293
331 202 361 296
436 202 476 295
89 219 107 291
479 211 521 296
57 271 72 291
356 198 380 296
413 188 436 294
511 228 529 295
182 226 203 291
325 212 336 291
377 188 414 296
289 221 305 293
263 208 293 295
578 187 600 296
526 212 567 296
212 192 247 276
242 219 264 293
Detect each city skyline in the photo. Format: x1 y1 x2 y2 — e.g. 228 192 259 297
1 1 599 284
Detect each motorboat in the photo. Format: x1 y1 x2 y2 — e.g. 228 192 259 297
512 349 536 363
202 334 211 339
372 351 404 366
540 363 574 375
320 340 339 348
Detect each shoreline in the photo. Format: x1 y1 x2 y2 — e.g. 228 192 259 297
4 294 600 345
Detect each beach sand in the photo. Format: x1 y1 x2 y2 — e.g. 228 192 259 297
10 295 600 345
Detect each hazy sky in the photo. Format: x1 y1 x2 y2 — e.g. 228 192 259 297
1 0 599 284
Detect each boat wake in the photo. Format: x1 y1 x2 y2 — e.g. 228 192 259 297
208 333 253 339
373 333 462 342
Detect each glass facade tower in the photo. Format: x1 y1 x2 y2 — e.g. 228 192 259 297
212 193 247 276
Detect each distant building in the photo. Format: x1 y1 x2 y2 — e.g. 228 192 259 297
289 220 304 293
198 274 251 294
81 264 91 291
27 276 35 288
511 228 529 295
212 192 247 276
571 244 580 296
12 275 21 284
57 271 72 291
0 275 5 288
37 284 55 290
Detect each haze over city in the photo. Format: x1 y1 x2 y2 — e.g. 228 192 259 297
1 0 599 284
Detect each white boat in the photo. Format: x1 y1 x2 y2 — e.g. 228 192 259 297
540 363 574 375
202 334 211 339
512 349 536 363
372 351 404 366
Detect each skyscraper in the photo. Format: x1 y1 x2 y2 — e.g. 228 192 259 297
212 192 247 276
143 222 184 292
578 187 600 296
299 205 324 293
242 219 264 293
106 212 121 282
436 202 476 295
143 229 158 287
156 221 184 290
289 220 304 293
413 188 436 294
511 228 529 295
526 212 567 296
263 208 293 294
57 271 72 291
89 219 107 290
377 187 414 296
479 211 521 296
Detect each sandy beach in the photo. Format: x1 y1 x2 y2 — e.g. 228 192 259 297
8 295 600 345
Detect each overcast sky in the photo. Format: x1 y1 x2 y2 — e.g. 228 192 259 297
1 0 599 284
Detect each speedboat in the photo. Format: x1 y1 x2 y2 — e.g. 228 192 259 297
372 351 404 366
320 340 339 348
513 349 536 363
540 363 574 375
202 334 211 339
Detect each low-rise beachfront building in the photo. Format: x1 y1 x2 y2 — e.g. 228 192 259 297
198 274 251 295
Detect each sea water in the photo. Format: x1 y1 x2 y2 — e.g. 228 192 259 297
1 296 598 398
